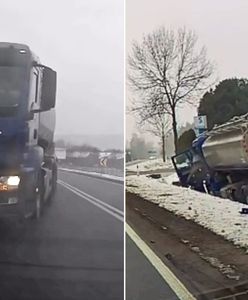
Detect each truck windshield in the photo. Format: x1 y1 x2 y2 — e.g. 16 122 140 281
173 151 192 174
0 66 26 107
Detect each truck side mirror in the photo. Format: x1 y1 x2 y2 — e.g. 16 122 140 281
40 66 57 111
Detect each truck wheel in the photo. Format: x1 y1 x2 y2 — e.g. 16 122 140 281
49 165 57 202
35 188 41 219
34 175 44 219
52 167 57 195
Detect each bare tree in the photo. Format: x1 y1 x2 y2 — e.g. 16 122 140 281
128 27 214 153
139 112 171 162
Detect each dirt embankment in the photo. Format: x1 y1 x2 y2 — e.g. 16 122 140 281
126 192 248 299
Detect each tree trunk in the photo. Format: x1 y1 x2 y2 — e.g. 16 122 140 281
172 107 178 154
161 134 166 162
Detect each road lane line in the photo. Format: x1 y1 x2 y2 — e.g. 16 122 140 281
58 180 123 222
58 179 123 216
59 181 123 222
126 223 197 300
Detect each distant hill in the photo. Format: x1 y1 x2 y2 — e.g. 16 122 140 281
55 134 123 151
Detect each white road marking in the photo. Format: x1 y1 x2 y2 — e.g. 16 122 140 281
58 180 123 222
59 179 123 216
126 223 197 300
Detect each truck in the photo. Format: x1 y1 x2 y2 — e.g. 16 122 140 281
0 42 57 220
172 113 248 203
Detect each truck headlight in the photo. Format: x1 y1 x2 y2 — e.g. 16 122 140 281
7 176 20 186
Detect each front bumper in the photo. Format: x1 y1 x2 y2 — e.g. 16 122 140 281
0 190 24 218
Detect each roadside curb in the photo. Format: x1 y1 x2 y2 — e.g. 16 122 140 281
59 168 124 184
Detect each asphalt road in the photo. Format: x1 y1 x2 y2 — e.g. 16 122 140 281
0 171 124 300
126 235 179 300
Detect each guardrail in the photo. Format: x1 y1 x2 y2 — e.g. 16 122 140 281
59 164 123 178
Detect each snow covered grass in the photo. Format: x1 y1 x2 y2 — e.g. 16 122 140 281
126 175 248 248
126 158 173 172
160 172 179 184
126 159 145 166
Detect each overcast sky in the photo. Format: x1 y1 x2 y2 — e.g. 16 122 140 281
126 0 248 140
0 0 123 136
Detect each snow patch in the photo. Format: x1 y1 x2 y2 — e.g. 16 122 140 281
160 172 179 184
127 158 173 172
126 175 248 248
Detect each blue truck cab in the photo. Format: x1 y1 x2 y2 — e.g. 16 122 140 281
172 133 229 196
172 134 207 188
0 43 57 220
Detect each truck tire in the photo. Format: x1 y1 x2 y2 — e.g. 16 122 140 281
48 165 57 203
35 188 41 219
34 174 44 219
52 165 57 195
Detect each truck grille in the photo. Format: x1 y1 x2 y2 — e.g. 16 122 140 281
0 191 18 205
0 195 10 205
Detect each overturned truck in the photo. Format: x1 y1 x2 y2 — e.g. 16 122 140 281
172 114 248 203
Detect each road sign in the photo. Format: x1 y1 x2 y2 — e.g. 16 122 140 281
100 157 107 167
194 115 207 136
194 115 207 129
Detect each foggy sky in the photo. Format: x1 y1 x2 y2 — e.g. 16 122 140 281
0 0 123 136
126 0 248 140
